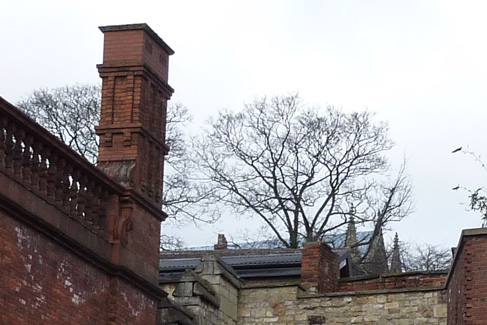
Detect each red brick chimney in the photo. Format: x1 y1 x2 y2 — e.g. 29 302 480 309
214 234 228 250
96 24 174 204
301 242 339 293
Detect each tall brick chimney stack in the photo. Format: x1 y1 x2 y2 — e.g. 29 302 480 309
96 24 174 204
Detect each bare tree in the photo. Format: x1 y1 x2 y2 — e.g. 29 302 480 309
17 85 101 162
162 103 219 224
401 243 452 272
160 234 186 251
358 165 413 270
194 94 412 248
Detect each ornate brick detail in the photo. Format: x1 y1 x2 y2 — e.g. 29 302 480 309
96 24 173 205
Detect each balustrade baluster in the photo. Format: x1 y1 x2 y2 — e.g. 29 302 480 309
37 146 49 194
92 185 102 230
69 170 81 218
22 135 33 184
84 180 95 226
0 117 7 171
97 189 109 237
62 164 73 211
4 123 15 174
12 128 24 178
77 175 88 221
46 153 58 200
54 158 66 204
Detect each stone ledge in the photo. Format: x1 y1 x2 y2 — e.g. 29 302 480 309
242 280 302 289
299 286 445 299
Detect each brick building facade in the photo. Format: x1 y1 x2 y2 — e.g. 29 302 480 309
0 24 170 325
0 23 486 324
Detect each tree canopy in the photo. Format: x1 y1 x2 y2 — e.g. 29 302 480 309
17 85 101 162
194 94 412 248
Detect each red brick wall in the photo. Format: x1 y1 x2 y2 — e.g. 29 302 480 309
108 278 159 325
301 242 339 293
121 204 162 283
0 210 158 324
447 244 466 324
338 272 446 292
447 231 487 324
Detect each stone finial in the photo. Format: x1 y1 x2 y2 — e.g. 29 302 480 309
345 216 365 276
214 234 228 250
390 232 402 273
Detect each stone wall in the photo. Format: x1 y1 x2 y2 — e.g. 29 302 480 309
238 284 447 324
161 255 242 324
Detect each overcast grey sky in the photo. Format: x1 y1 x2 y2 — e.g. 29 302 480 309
1 0 486 249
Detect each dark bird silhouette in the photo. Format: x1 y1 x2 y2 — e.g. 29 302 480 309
452 147 462 153
452 185 460 190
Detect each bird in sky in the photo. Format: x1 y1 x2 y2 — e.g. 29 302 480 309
452 185 460 190
452 147 462 153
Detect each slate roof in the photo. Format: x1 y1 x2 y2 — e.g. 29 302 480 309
159 248 349 283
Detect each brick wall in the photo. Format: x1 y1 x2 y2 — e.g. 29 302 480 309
1 210 107 324
447 228 487 324
301 242 339 293
0 23 171 325
0 210 159 324
338 271 447 292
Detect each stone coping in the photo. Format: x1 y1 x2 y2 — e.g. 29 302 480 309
305 286 446 298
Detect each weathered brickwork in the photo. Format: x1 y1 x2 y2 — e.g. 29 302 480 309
447 228 487 324
238 285 447 324
109 278 159 325
302 242 339 293
0 211 158 324
338 272 447 292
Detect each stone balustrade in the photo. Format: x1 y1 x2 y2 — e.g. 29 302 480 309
0 96 125 240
